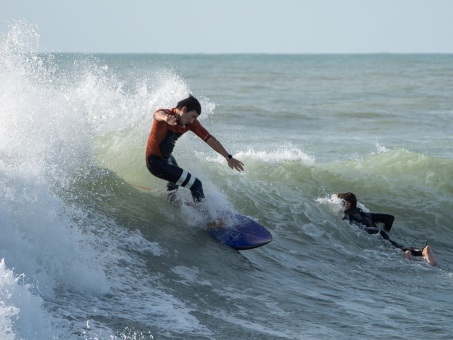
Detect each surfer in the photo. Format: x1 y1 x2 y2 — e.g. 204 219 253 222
337 192 437 266
145 95 244 204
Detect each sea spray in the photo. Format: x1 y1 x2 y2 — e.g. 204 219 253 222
0 20 110 338
1 21 216 338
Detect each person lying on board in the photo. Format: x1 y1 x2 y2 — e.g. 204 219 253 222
337 192 437 266
145 95 244 206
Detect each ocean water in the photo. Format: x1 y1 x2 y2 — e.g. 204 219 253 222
1 22 453 339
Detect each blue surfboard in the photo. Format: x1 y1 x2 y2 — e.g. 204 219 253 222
207 213 272 250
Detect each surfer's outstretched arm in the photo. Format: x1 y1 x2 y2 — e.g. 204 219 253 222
206 136 244 171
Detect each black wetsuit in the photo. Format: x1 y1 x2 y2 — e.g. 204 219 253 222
343 207 423 256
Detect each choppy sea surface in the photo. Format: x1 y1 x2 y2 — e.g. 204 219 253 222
1 22 453 339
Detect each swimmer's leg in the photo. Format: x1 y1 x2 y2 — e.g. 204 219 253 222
402 244 437 267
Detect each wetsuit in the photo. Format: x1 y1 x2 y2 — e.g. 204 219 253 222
145 108 212 202
343 206 424 256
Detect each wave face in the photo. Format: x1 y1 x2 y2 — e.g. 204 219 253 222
1 21 453 339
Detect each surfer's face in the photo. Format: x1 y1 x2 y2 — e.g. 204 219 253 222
178 107 199 126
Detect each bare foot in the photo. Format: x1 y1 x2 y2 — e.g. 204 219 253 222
422 245 437 267
403 250 412 260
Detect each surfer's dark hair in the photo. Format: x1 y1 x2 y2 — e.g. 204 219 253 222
176 95 201 115
338 192 357 208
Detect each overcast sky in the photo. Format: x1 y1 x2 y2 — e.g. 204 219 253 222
2 0 453 54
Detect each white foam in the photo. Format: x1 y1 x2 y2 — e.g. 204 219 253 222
375 140 389 154
316 194 369 213
202 143 315 165
0 259 56 339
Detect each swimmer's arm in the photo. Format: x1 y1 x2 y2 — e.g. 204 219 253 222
371 213 395 232
364 227 380 235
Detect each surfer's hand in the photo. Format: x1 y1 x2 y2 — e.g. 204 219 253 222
165 114 177 125
228 158 244 171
